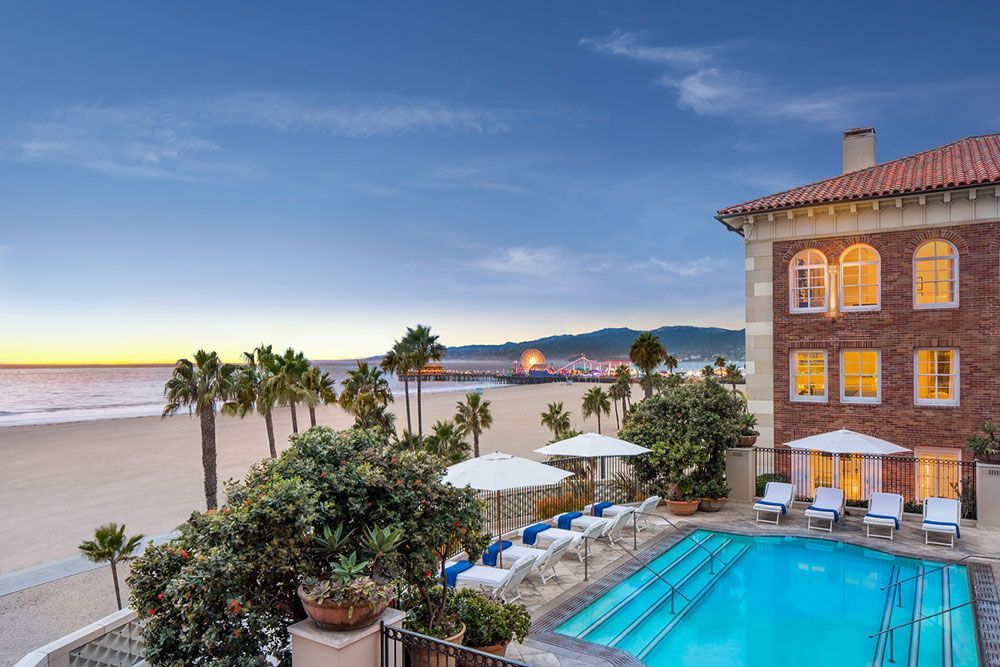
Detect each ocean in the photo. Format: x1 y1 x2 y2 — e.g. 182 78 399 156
0 359 731 428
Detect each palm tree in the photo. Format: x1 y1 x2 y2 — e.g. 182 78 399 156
229 345 280 458
339 361 394 430
302 366 338 428
454 392 493 458
163 349 237 509
581 387 611 434
702 364 716 379
629 332 667 399
540 401 572 439
424 420 469 464
608 381 623 431
381 341 415 435
79 523 144 610
724 362 744 392
714 356 727 376
613 365 633 416
664 354 679 374
402 324 446 441
273 348 311 434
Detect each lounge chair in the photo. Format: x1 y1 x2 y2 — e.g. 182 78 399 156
516 517 606 561
554 506 634 533
446 554 536 602
583 495 662 531
923 497 962 548
753 482 795 525
804 487 845 533
485 536 573 583
864 493 904 541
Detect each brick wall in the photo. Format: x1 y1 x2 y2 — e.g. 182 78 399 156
772 220 1000 458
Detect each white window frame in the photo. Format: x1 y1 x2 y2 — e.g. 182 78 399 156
839 243 881 312
913 239 959 310
788 249 829 314
789 349 828 403
840 349 881 405
913 348 960 407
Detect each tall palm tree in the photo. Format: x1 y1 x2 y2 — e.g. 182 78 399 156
454 392 493 458
229 345 280 458
613 365 633 416
629 332 667 399
540 401 572 439
273 348 310 434
381 340 415 435
424 420 469 464
581 387 611 434
702 364 717 379
78 523 144 610
608 381 623 431
339 361 394 430
664 354 679 374
162 349 237 509
724 362 744 392
714 356 727 376
302 366 338 428
403 324 445 441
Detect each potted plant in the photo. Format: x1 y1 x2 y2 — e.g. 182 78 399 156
739 413 759 447
697 478 730 512
968 420 1000 463
453 589 530 661
298 523 403 631
665 476 701 516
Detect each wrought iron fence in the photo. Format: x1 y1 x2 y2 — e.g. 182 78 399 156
380 622 528 667
752 447 977 519
477 455 655 539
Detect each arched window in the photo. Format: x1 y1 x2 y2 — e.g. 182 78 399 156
914 239 958 308
789 249 828 313
839 244 880 311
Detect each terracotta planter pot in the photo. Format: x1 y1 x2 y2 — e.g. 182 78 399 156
458 640 509 666
297 585 386 631
698 497 728 512
666 499 700 516
739 434 758 447
407 623 466 667
974 452 1000 464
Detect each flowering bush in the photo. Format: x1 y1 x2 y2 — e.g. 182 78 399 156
129 427 487 665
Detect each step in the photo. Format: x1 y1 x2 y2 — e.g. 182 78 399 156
559 533 714 638
916 567 945 667
604 538 735 649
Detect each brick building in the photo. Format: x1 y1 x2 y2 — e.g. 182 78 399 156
716 129 1000 499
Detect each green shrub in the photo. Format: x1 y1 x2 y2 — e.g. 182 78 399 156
755 473 790 497
453 588 531 648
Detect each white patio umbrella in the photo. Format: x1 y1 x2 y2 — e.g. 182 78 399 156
785 429 907 455
444 451 573 566
534 433 651 515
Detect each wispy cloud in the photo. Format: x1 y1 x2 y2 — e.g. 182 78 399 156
477 247 561 276
646 256 715 277
580 30 711 67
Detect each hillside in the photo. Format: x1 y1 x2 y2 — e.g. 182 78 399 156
445 326 744 362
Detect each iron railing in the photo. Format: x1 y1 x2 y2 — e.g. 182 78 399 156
381 622 528 667
752 447 977 518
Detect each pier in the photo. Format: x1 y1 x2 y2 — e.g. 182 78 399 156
397 371 619 385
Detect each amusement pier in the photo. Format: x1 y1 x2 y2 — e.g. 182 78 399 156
397 349 633 385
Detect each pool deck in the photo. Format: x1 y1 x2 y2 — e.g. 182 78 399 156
503 502 1000 667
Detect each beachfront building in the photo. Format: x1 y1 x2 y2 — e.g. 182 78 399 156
716 129 1000 495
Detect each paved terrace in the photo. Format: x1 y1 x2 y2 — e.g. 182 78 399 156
501 503 1000 667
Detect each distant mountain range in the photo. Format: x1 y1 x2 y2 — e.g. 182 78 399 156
444 326 745 362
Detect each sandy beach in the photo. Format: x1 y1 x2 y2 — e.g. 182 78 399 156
0 381 615 574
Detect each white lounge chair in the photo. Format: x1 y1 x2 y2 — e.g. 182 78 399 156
554 506 634 534
864 493 904 541
804 487 845 533
753 482 795 525
486 536 573 583
517 517 606 561
922 497 962 548
583 495 662 532
448 555 536 602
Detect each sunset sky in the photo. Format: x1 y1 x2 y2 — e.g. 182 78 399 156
3 2 999 364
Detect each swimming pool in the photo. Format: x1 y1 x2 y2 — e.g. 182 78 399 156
556 529 980 666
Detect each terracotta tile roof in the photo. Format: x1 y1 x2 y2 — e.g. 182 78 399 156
718 133 1000 217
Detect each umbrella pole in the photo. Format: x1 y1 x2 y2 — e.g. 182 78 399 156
591 461 596 515
496 490 503 568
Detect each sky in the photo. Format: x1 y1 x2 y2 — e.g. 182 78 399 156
2 1 999 364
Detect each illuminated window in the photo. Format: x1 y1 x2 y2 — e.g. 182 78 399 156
840 349 880 404
790 350 826 402
808 452 834 495
914 240 958 308
839 456 864 501
789 249 828 313
839 244 880 311
915 448 961 501
914 348 959 406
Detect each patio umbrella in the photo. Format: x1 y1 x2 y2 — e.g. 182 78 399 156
534 433 651 514
785 429 907 455
444 451 573 566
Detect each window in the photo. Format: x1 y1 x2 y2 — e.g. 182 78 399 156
914 240 958 308
915 448 961 501
840 349 880 404
914 348 959 406
789 249 828 313
839 244 880 311
790 350 827 402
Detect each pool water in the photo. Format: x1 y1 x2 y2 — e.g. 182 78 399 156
556 530 980 666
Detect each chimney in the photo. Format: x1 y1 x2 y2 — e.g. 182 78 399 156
842 127 876 173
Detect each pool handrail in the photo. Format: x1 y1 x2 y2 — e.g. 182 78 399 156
880 552 1000 591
